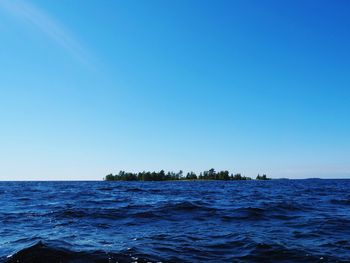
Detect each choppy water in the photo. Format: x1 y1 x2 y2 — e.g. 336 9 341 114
1 180 350 262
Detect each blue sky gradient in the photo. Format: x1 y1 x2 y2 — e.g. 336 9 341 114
1 0 349 180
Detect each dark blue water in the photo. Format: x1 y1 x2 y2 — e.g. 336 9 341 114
1 180 350 262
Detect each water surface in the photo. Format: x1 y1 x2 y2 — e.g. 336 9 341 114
1 180 350 262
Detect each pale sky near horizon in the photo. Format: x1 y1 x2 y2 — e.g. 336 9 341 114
0 0 349 180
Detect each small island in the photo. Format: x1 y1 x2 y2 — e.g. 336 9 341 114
104 169 270 181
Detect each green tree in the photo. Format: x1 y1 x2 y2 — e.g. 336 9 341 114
186 172 197 180
104 174 115 181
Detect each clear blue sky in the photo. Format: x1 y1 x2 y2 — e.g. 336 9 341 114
0 0 349 180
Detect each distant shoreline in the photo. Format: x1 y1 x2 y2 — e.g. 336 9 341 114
104 169 270 181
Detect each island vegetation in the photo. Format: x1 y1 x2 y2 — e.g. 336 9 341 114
104 169 270 181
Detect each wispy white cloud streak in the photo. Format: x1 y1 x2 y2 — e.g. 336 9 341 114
0 0 91 67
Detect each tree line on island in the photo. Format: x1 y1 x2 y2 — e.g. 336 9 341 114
104 169 270 181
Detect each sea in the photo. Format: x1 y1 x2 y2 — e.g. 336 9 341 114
0 180 350 262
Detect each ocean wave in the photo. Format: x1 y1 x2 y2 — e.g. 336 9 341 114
5 241 161 263
51 208 125 220
330 199 350 205
5 240 346 263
